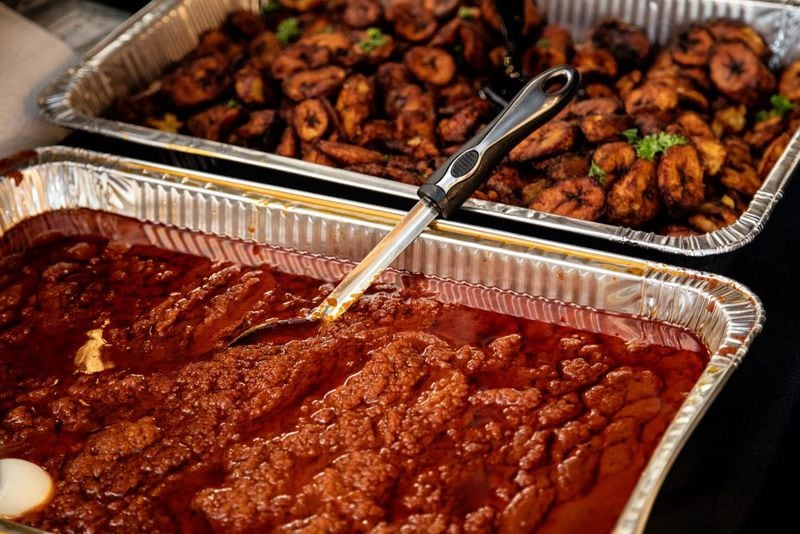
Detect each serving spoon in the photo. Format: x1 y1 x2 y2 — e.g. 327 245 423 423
230 65 580 347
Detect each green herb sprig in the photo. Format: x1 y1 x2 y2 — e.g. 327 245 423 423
458 6 480 20
589 161 607 185
622 129 689 161
358 27 388 52
276 17 300 45
756 94 796 122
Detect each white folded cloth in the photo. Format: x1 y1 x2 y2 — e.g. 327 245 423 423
0 4 77 156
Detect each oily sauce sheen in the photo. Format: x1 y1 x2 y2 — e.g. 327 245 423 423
0 210 708 533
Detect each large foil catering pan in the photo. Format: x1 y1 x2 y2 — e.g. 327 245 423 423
39 0 800 257
0 146 764 533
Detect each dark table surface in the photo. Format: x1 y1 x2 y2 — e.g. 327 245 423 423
45 0 800 531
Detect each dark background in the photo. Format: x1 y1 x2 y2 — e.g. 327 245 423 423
41 0 800 531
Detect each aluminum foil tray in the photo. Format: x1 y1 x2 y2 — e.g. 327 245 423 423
0 146 764 533
39 0 800 256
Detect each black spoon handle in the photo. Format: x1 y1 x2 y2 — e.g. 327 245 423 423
418 65 580 217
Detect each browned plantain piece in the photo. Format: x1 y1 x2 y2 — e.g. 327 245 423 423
437 98 492 143
591 19 653 69
573 43 618 79
359 119 395 147
657 144 705 215
249 32 282 68
585 84 616 99
675 112 726 176
672 26 714 66
271 45 331 80
336 74 374 140
317 140 385 165
163 54 230 108
300 142 335 165
424 0 459 18
195 29 244 61
720 138 761 196
283 66 346 101
509 121 577 162
624 81 678 114
534 154 591 182
592 141 636 187
758 133 791 179
234 64 268 105
606 158 660 227
386 0 438 42
660 224 700 237
532 178 605 221
481 166 524 204
688 199 739 233
404 47 456 86
580 114 633 143
459 22 489 71
570 97 623 118
224 10 265 39
709 41 774 105
616 70 642 99
523 25 572 75
292 98 330 142
276 126 298 157
279 0 323 11
344 0 382 29
438 77 475 107
779 59 800 102
395 85 436 140
744 115 784 150
521 178 551 207
707 19 768 57
186 104 243 141
229 109 282 148
298 33 355 66
712 105 747 137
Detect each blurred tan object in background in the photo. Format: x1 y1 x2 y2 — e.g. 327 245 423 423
0 4 76 154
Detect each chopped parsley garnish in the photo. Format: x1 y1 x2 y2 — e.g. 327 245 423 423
276 17 300 45
621 128 640 143
458 6 480 20
358 27 388 52
226 98 239 108
756 94 796 122
621 129 689 161
589 161 607 185
536 38 551 49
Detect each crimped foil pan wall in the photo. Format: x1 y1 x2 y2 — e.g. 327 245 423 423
0 147 763 533
39 0 800 256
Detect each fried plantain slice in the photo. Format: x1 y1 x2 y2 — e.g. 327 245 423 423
404 46 456 86
606 158 660 227
532 178 606 221
344 0 382 29
291 98 330 142
657 144 705 215
336 74 374 140
283 66 347 101
509 121 578 162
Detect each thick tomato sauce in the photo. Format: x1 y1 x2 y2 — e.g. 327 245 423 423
0 210 708 533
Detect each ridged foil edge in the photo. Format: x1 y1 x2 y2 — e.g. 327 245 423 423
38 0 800 256
0 146 765 533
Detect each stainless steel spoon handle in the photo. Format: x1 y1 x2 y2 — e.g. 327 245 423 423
419 65 580 216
